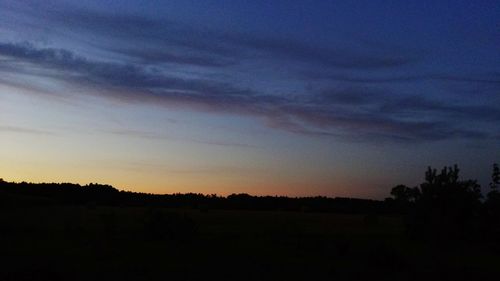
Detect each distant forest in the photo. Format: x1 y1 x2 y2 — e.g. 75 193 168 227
0 178 386 214
1 163 499 240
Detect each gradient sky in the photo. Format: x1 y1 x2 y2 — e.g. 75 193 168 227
1 0 499 198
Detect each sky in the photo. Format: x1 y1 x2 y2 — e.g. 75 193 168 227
0 0 499 198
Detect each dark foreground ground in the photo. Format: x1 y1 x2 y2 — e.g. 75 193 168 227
1 206 499 281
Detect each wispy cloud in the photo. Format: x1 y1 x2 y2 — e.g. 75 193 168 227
2 5 417 70
0 41 497 143
0 125 55 135
302 71 500 84
108 129 259 148
0 4 498 144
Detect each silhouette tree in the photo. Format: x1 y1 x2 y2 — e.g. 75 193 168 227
489 163 499 194
486 163 500 212
389 184 420 214
405 165 482 240
485 163 500 237
390 184 419 203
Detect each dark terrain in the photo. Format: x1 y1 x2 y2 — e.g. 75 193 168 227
1 164 499 280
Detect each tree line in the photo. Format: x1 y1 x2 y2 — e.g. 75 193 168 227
387 163 500 240
1 162 499 240
0 179 386 214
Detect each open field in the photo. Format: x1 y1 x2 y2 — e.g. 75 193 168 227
1 206 499 280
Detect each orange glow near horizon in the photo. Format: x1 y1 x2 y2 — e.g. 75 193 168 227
0 162 370 198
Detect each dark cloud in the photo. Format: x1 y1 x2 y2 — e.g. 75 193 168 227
303 71 500 84
109 47 236 67
279 105 485 142
379 96 500 122
35 7 417 70
314 87 388 105
44 8 246 58
0 42 247 99
0 41 497 144
316 87 500 124
221 33 415 69
318 87 500 120
44 9 237 68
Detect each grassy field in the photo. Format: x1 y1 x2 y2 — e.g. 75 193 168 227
0 206 499 280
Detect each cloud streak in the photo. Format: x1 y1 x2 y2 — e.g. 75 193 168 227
6 5 416 70
303 72 500 85
0 125 55 135
0 39 500 141
1 41 495 143
0 4 498 144
108 129 259 148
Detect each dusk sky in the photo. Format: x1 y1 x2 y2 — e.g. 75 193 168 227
1 0 499 198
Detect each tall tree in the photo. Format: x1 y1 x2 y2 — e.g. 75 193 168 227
402 165 482 239
490 163 499 191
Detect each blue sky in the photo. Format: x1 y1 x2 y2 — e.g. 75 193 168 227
0 0 499 198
